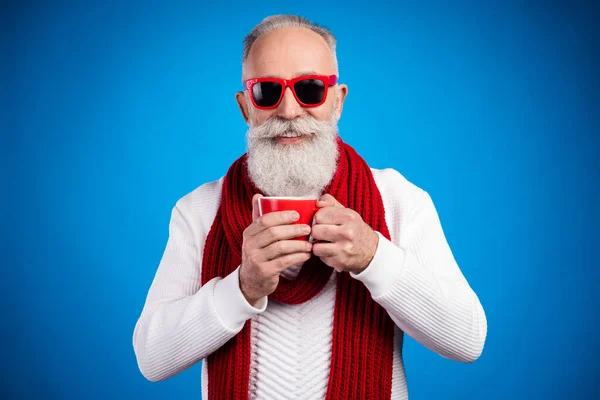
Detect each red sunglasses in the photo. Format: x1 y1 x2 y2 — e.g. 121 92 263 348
243 74 337 110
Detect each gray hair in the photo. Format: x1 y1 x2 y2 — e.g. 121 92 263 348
242 15 339 76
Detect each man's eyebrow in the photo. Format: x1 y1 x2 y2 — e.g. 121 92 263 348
294 71 318 77
259 71 319 79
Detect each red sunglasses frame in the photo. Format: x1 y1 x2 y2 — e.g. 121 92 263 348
243 74 338 110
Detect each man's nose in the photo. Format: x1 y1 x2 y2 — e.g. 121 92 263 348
275 87 303 120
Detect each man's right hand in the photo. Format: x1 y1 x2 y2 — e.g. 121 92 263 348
239 194 313 306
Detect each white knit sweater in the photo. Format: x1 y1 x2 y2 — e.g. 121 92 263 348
133 167 487 399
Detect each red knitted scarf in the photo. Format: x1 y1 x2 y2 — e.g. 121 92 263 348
201 138 395 399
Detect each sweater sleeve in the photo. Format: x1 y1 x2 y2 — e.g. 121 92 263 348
132 202 267 382
351 189 487 363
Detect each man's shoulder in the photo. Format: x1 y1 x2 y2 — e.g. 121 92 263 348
369 167 429 227
370 167 425 201
173 176 225 220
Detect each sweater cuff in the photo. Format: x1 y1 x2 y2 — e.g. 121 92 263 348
213 266 268 330
350 232 405 298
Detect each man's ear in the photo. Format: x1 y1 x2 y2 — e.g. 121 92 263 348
236 91 250 124
334 84 348 121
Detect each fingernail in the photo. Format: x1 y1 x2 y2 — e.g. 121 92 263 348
291 211 300 221
302 225 311 234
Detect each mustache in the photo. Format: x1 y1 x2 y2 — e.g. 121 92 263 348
248 116 333 139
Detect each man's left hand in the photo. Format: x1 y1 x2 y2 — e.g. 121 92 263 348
311 194 379 274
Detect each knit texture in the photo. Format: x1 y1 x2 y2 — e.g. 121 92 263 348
248 274 337 399
132 166 488 400
201 138 395 400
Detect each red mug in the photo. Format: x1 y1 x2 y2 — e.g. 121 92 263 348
258 197 318 241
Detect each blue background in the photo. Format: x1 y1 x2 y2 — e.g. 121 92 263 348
5 0 599 399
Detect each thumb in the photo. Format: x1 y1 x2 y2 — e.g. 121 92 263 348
317 194 344 208
252 194 264 221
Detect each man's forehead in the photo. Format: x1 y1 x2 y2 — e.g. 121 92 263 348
243 27 335 79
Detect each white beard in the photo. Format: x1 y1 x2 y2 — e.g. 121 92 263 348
246 115 340 198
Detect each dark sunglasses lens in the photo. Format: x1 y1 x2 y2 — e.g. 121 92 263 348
294 79 325 105
252 82 282 107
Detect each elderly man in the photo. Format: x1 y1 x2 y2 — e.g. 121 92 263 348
133 14 487 400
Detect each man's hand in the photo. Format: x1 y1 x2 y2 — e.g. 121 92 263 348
239 194 313 306
311 194 379 275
